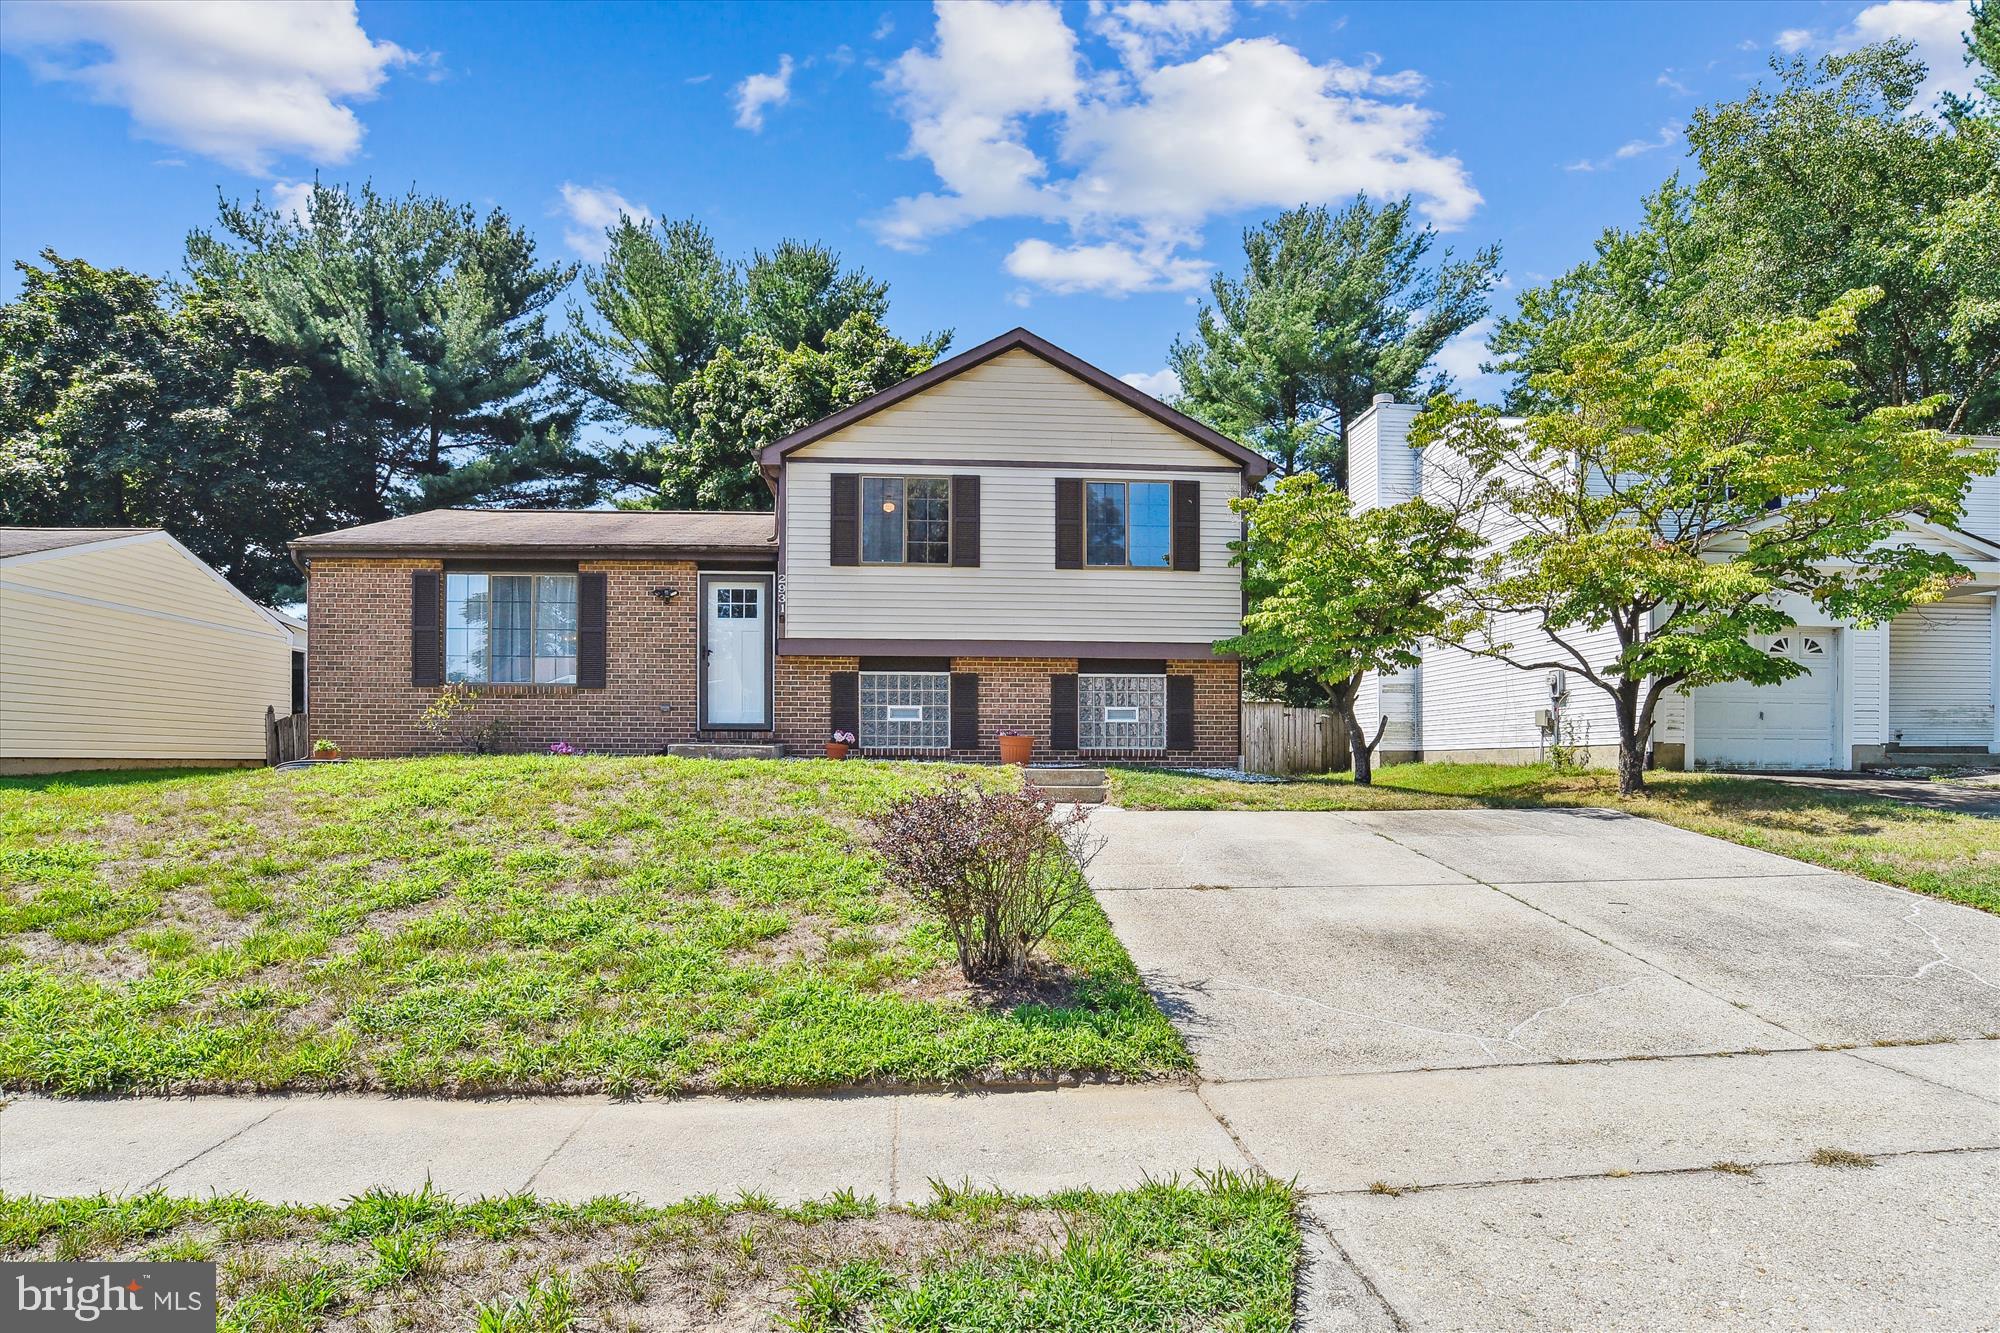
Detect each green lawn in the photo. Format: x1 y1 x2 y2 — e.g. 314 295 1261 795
0 757 1187 1096
0 1172 1298 1332
1112 762 2000 914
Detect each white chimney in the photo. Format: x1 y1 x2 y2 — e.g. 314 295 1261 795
1348 395 1421 510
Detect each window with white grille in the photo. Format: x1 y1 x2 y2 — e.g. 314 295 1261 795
860 672 950 751
1078 674 1167 751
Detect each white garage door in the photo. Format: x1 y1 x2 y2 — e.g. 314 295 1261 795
1691 629 1837 770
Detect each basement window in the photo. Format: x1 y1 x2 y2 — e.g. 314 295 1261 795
1079 674 1166 751
860 672 950 751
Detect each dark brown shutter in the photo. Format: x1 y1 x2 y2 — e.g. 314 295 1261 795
829 671 859 739
577 571 608 688
1050 673 1078 750
951 475 980 568
830 473 860 566
1172 480 1201 571
950 672 979 750
1167 674 1196 750
411 571 442 686
1054 477 1083 569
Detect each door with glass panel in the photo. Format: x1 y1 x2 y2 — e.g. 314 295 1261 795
703 577 769 727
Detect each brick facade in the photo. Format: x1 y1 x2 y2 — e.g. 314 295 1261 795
309 557 1239 765
774 654 1240 767
307 557 769 758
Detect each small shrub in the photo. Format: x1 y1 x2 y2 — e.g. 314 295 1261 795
869 775 1100 979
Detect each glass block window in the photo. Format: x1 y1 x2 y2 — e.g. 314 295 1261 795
1079 674 1167 751
445 572 577 685
860 672 950 751
861 476 950 564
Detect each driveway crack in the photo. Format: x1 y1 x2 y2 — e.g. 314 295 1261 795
1851 902 2000 992
520 1101 601 1194
141 1102 284 1191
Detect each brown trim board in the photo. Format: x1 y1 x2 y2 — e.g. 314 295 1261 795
780 638 1232 660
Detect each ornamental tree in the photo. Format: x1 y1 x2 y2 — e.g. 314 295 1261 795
1420 289 1990 796
1220 474 1479 784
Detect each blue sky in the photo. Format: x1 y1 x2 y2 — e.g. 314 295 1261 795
0 1 1982 403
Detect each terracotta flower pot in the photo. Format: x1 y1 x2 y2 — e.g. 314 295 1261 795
316 747 342 762
998 734 1034 765
825 742 850 760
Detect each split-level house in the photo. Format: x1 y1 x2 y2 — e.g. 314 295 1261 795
291 329 1270 764
1346 396 2000 770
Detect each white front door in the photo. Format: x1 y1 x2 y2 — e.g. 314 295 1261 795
1690 628 1837 769
703 577 768 727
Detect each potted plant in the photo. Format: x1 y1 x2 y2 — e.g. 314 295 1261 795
827 729 856 760
312 739 343 762
997 728 1034 765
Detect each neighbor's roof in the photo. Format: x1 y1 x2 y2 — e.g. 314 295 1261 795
755 327 1273 477
0 527 158 558
290 509 777 559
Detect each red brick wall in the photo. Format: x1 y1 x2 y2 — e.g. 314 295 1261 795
306 557 763 757
774 654 1240 767
308 556 1239 764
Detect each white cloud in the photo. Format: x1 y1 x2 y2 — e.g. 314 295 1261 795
1775 27 1817 53
1087 0 1233 71
1564 121 1681 172
270 180 316 222
876 2 1479 296
1004 237 1208 295
1119 367 1182 401
1433 317 1493 382
0 0 412 174
558 183 653 259
1656 69 1692 96
734 54 794 131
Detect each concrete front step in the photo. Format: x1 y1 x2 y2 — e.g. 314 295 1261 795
666 743 787 760
1031 785 1108 804
1024 767 1107 783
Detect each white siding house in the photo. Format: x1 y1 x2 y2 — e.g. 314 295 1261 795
1350 406 2000 771
1 528 295 773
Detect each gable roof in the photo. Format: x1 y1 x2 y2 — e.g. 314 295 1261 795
755 327 1272 477
290 508 776 559
0 527 157 559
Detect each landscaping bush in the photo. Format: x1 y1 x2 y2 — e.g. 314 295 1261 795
870 776 1100 979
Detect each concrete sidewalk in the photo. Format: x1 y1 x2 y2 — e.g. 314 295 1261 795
0 1083 1241 1206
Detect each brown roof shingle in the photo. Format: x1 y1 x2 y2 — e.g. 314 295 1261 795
0 527 158 558
289 509 776 559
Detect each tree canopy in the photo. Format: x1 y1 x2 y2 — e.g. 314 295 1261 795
1170 197 1500 484
1422 290 1988 795
1491 41 2000 433
568 219 943 507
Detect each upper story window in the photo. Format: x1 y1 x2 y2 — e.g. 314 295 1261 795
1086 480 1172 568
862 476 950 564
445 572 578 684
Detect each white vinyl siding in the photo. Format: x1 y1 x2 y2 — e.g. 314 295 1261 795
0 535 292 761
1889 599 1994 746
781 350 1244 644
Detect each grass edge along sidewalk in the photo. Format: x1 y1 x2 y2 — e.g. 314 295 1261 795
0 1170 1300 1332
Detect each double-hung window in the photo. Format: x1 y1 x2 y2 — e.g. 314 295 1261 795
861 476 950 564
1085 480 1172 568
1078 673 1168 751
859 671 950 751
444 572 579 684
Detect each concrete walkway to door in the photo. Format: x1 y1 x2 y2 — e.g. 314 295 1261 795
1088 805 2000 1332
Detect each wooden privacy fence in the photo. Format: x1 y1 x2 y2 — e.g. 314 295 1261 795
1241 702 1347 775
265 706 309 765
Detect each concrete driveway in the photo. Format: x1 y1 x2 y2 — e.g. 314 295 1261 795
1088 806 2000 1332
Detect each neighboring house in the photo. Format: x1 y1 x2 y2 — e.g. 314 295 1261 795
0 528 297 774
290 328 1270 764
1348 398 2000 770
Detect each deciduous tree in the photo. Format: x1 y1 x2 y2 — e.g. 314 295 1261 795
1423 291 1989 797
1220 474 1479 784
